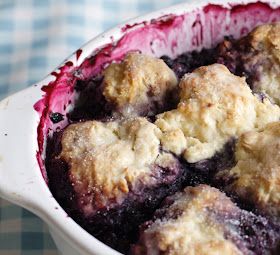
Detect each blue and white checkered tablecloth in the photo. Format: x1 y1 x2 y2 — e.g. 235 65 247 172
0 0 186 254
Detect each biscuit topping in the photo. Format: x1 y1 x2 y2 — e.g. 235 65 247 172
132 185 243 255
103 52 178 116
246 23 280 104
217 23 280 105
60 118 160 208
219 121 280 217
156 64 280 163
60 117 179 214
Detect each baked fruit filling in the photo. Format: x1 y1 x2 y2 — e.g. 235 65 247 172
46 23 280 254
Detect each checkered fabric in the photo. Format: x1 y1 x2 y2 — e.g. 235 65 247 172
0 0 187 254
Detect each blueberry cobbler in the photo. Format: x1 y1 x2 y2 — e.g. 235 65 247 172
46 23 280 254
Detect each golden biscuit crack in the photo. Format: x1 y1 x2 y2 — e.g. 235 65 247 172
155 64 280 163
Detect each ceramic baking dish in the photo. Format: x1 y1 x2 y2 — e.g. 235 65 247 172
1 0 280 254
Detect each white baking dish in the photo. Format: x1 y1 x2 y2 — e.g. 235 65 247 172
1 0 280 254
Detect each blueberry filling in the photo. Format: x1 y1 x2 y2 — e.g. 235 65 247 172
215 209 280 255
67 76 113 122
215 36 263 91
161 48 217 79
49 112 64 124
188 138 236 183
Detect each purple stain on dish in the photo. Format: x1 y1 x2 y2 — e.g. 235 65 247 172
76 49 83 61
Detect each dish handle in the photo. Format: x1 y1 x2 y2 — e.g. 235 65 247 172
0 85 51 211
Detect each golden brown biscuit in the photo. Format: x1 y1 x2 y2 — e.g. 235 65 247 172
247 23 280 104
155 64 280 163
59 117 182 216
218 121 280 217
103 52 178 116
131 184 280 255
217 23 280 105
132 185 242 255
